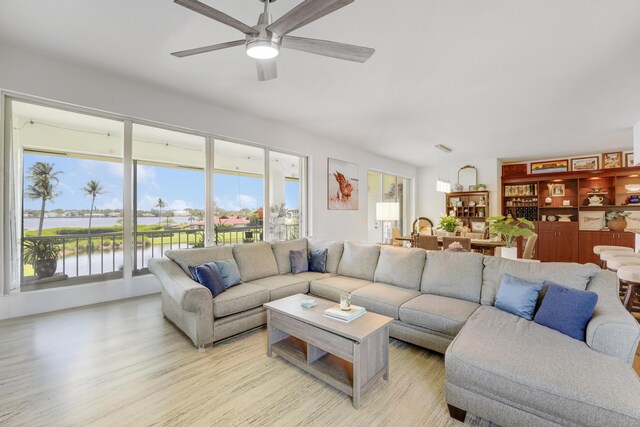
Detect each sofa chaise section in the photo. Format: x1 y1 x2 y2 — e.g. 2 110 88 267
445 305 640 427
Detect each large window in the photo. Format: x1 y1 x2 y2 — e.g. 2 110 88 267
269 151 304 241
5 97 308 292
132 124 206 271
12 101 124 290
213 139 265 245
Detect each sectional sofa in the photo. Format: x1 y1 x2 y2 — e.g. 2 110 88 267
148 238 640 426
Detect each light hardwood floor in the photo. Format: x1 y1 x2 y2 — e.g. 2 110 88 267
0 295 494 426
0 295 637 426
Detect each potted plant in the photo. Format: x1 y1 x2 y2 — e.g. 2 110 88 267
437 215 461 237
486 216 535 259
606 211 630 232
23 239 61 279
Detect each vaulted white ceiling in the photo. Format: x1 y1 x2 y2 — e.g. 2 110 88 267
1 0 640 166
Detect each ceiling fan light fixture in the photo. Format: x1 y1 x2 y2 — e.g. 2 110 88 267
246 40 279 59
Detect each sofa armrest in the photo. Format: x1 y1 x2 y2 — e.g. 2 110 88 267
585 270 640 365
148 258 212 313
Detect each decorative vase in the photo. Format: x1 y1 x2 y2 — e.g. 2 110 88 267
35 259 57 278
607 217 627 232
501 247 518 260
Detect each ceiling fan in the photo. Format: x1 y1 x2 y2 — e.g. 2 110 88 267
171 0 375 81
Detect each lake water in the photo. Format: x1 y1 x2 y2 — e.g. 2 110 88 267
23 216 193 230
45 243 183 278
22 215 200 279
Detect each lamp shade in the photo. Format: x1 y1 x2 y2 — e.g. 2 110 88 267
376 202 400 221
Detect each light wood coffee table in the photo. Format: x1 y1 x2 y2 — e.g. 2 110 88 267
264 293 393 409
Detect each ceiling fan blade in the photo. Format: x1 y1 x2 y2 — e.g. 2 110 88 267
256 59 277 81
281 36 374 62
171 40 245 58
267 0 354 37
174 0 258 35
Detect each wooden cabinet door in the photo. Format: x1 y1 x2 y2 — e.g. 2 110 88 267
615 232 635 249
538 230 558 262
556 230 579 262
578 232 613 264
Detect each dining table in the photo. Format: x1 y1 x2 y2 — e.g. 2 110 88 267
397 235 507 253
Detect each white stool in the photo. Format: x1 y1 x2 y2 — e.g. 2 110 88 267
599 250 640 266
616 266 640 312
593 245 634 255
606 256 640 271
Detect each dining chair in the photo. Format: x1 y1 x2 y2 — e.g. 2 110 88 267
391 227 402 246
522 234 538 260
415 235 438 250
442 236 471 251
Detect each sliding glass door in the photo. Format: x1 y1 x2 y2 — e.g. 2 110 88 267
367 170 412 244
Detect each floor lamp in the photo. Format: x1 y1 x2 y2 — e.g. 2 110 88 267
376 202 400 244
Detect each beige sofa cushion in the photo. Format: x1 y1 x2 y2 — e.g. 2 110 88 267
446 306 640 427
308 238 344 274
212 283 269 318
421 251 484 303
399 294 479 336
337 241 380 281
374 246 426 290
165 246 233 279
351 283 421 319
285 271 332 282
271 239 308 275
481 256 600 306
232 241 279 282
248 275 309 301
309 276 372 302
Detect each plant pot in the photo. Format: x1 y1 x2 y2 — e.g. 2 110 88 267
35 259 57 278
445 231 456 237
501 247 518 260
607 217 627 232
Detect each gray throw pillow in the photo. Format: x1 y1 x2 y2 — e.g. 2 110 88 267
213 259 242 288
289 249 309 274
309 248 328 273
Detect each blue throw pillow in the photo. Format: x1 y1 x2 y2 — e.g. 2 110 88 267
495 274 544 320
194 262 226 298
534 283 598 341
290 249 309 274
213 259 242 288
309 248 328 273
188 265 199 282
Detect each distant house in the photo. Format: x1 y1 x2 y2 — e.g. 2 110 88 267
173 210 190 217
108 212 121 217
214 215 250 227
63 211 79 217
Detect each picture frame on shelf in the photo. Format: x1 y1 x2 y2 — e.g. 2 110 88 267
570 156 599 171
327 158 359 210
531 159 568 174
625 152 634 167
578 211 605 231
471 221 486 233
502 163 528 177
602 152 623 169
625 211 640 231
550 183 565 197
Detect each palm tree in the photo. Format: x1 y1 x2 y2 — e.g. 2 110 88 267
155 198 167 224
82 180 105 235
25 162 62 237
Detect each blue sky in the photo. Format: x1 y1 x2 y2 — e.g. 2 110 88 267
23 153 299 212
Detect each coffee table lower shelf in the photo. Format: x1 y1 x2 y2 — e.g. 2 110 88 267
272 336 355 396
266 306 390 409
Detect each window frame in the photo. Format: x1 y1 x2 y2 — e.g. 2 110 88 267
1 92 310 294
